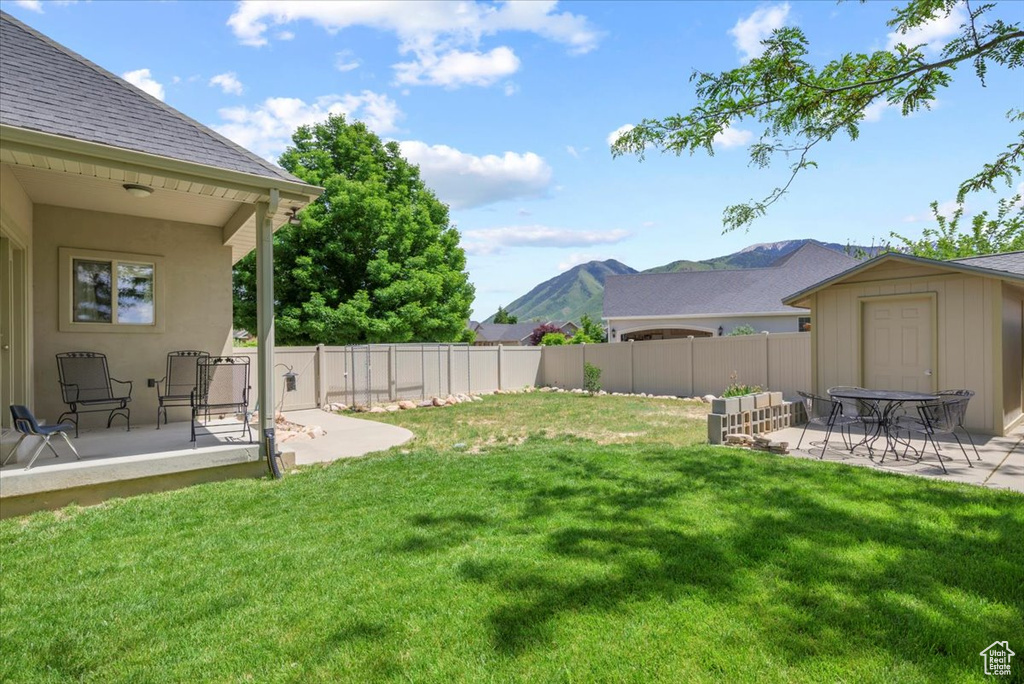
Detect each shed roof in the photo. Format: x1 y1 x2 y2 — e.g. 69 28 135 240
603 241 859 318
783 250 1024 306
952 251 1024 277
0 11 300 184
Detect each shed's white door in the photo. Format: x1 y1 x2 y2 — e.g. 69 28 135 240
862 297 935 391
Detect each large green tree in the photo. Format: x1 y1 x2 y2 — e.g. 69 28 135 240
612 0 1024 238
234 115 475 345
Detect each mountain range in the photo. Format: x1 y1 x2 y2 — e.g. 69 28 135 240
486 239 874 323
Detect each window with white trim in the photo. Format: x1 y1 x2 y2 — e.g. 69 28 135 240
59 248 164 332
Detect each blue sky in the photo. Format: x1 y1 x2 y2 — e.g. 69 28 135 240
7 0 1023 319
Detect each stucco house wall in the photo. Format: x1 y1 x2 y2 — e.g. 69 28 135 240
32 204 233 425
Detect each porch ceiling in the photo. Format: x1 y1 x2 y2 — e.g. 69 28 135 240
0 135 318 263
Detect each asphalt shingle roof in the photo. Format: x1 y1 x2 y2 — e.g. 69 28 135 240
0 11 300 184
473 321 573 343
603 242 860 318
952 251 1024 277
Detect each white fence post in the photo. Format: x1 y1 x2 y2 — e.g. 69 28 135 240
628 339 635 394
446 344 454 396
388 345 397 401
497 344 504 390
316 344 326 407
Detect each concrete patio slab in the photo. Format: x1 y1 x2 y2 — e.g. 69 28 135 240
764 424 1023 493
281 409 414 465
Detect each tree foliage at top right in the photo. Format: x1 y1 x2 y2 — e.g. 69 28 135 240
613 0 1024 236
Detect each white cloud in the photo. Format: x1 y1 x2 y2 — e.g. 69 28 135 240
729 3 790 63
558 253 606 271
566 145 579 158
713 125 753 149
335 50 360 72
121 68 165 101
862 100 892 123
462 225 629 255
503 81 519 96
606 124 634 147
210 72 244 95
214 91 402 160
886 3 966 55
902 199 960 223
226 1 601 88
641 221 656 228
276 30 295 41
395 46 520 88
14 0 76 9
399 141 553 209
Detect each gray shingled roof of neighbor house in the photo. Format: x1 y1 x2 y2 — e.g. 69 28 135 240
603 242 861 318
953 251 1024 277
0 11 300 184
473 321 573 343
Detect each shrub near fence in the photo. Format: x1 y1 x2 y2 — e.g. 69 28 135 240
238 332 810 411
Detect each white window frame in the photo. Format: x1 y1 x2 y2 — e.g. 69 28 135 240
59 247 165 333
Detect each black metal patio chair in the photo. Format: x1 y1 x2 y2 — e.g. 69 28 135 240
191 355 253 445
796 391 859 459
156 350 209 428
935 389 981 461
56 351 132 437
3 405 80 470
897 393 980 472
828 385 882 451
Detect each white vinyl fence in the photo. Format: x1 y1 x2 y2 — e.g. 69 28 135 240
239 332 810 412
540 332 809 399
235 344 542 412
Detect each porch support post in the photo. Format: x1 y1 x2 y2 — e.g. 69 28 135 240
255 189 279 461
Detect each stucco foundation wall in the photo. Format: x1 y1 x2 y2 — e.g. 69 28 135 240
812 272 1001 433
608 314 801 341
32 205 233 426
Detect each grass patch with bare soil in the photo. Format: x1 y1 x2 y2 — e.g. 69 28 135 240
2 393 1021 683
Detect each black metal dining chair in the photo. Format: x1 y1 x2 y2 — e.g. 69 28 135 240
827 385 881 449
796 391 859 459
935 389 981 461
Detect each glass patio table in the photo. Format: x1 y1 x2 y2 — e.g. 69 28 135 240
827 388 938 460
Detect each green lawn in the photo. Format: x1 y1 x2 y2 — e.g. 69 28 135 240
2 394 1022 683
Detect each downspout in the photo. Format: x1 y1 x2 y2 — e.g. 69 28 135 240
256 189 281 477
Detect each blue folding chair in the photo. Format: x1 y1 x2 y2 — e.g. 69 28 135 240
3 405 80 470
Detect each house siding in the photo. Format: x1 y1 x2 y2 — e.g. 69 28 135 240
813 272 1002 433
608 314 802 341
32 204 233 426
1002 284 1024 429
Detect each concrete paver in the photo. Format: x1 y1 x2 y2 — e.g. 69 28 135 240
764 424 1023 493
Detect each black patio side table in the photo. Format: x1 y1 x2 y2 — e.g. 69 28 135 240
827 388 938 460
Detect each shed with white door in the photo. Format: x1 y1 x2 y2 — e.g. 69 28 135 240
783 251 1024 436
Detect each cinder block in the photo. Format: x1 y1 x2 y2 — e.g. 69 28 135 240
711 397 739 415
707 414 727 444
769 391 783 406
754 392 771 409
739 395 756 412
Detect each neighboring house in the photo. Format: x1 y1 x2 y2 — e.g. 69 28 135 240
470 321 579 346
784 250 1024 436
0 12 322 446
603 242 859 341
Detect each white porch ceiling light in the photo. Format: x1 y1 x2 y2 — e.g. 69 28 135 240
123 183 153 198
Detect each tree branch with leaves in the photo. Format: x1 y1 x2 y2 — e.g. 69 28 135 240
612 0 1024 235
